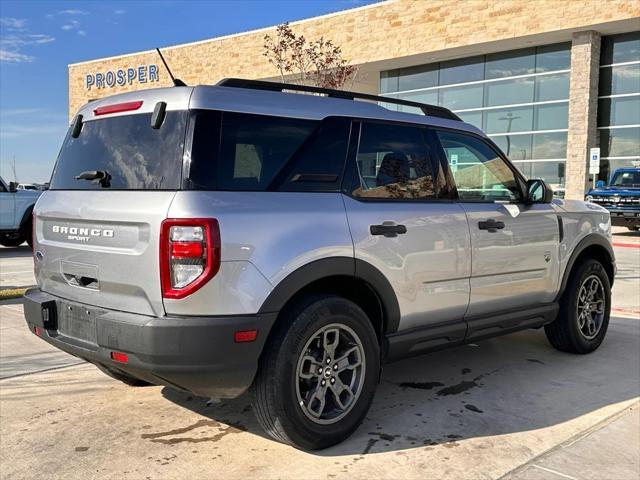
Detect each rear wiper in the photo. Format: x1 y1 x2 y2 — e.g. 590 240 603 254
75 170 111 188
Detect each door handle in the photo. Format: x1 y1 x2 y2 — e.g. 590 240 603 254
478 219 505 233
370 224 407 237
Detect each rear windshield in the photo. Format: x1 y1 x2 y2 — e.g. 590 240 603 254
50 111 188 190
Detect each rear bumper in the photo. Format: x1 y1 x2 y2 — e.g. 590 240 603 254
23 288 277 399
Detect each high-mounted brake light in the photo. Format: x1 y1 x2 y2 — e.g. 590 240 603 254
94 101 143 116
160 218 221 299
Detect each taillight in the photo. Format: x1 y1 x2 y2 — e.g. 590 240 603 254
160 218 221 299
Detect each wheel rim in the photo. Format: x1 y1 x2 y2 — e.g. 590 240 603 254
577 274 606 340
295 323 366 425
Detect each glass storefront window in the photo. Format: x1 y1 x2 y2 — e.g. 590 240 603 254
439 56 484 85
485 48 535 79
535 103 569 130
380 42 572 187
598 96 640 126
457 111 483 130
491 134 532 160
532 132 568 159
599 64 640 96
485 77 534 106
535 72 570 101
397 64 439 92
439 84 483 110
599 127 640 158
601 32 640 65
535 43 571 72
484 106 533 134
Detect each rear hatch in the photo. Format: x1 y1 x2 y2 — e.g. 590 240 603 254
35 90 191 316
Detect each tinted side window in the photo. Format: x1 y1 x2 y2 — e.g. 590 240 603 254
435 130 521 202
277 117 351 192
352 122 438 200
188 110 317 191
0 182 6 193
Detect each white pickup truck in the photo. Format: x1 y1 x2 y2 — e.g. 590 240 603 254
0 176 40 248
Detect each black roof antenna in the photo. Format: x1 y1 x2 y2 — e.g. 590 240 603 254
156 48 187 87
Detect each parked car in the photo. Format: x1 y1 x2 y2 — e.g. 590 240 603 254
0 176 40 248
586 167 640 231
24 80 615 450
17 183 38 191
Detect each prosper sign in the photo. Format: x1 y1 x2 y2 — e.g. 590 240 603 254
86 64 160 90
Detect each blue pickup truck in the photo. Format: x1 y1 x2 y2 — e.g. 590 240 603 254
0 176 41 248
586 167 640 231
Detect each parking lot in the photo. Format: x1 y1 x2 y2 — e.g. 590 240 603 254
1 231 638 480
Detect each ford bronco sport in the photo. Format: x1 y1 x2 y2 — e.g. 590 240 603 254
24 79 615 450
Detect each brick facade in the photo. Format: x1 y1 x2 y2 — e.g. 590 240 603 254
565 31 602 200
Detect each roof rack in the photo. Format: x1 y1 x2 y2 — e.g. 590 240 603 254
216 78 461 122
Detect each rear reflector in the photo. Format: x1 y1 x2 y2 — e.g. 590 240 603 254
110 351 129 363
234 330 258 343
34 326 42 337
94 101 143 116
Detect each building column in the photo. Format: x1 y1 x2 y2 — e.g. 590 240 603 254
565 30 601 200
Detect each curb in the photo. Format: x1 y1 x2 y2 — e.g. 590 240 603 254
612 242 640 248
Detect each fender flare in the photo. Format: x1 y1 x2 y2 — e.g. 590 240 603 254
19 204 35 232
258 256 401 334
556 233 615 301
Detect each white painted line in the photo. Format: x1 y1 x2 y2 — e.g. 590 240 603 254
532 465 578 480
0 270 34 274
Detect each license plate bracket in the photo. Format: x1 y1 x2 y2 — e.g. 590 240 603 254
57 302 97 343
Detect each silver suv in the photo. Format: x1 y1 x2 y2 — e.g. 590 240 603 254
24 79 615 450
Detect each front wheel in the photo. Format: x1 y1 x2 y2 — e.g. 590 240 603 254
545 259 611 354
251 295 380 450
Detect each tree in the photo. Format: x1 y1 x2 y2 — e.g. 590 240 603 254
263 23 358 89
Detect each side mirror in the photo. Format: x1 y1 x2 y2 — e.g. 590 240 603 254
595 180 606 188
8 182 18 193
526 179 553 204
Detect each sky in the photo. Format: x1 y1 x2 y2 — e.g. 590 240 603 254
0 0 378 184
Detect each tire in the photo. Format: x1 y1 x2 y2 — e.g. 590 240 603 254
627 226 639 232
23 221 33 250
95 364 153 387
0 235 25 247
251 295 380 450
545 258 611 354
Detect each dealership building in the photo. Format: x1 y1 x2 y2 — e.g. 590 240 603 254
68 0 639 199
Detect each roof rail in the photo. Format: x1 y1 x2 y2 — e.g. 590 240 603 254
216 78 461 122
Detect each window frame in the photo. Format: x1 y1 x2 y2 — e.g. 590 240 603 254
342 118 455 203
429 126 528 204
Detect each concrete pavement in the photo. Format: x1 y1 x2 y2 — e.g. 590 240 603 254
0 234 638 479
0 245 35 290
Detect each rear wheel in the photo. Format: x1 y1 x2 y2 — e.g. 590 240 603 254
251 295 379 450
545 259 611 354
0 235 25 247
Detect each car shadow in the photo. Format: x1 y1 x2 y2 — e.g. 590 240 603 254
0 245 32 258
161 315 640 456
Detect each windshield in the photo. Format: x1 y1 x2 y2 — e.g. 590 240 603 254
610 170 640 188
50 111 188 190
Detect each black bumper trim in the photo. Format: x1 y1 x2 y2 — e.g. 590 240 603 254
23 288 277 399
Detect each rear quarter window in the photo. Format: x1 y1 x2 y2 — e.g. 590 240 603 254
188 110 348 191
50 111 187 190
